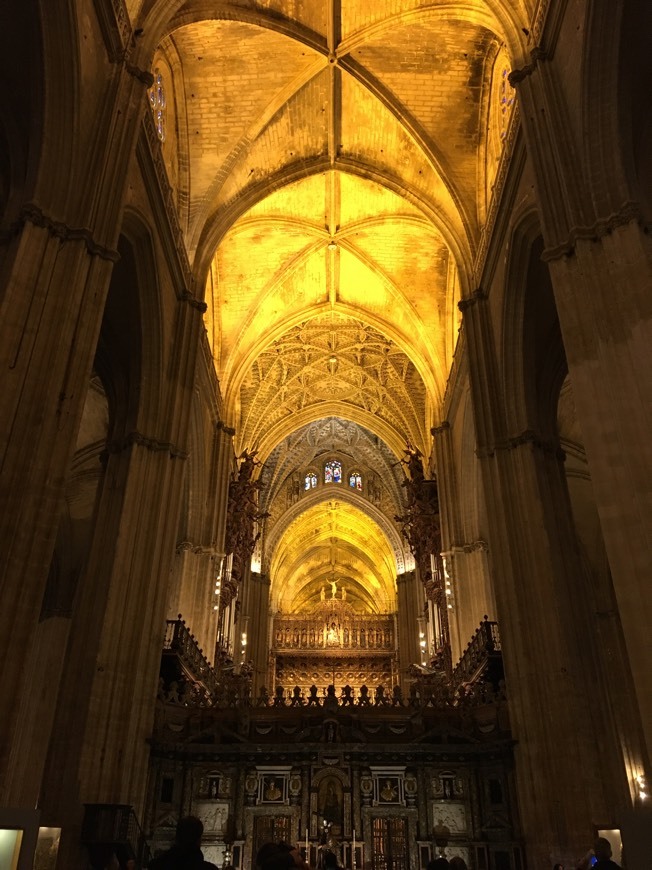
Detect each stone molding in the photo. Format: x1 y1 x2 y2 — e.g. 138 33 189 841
431 422 450 437
457 288 488 313
141 109 193 288
508 47 548 86
216 420 236 437
473 103 521 283
476 429 565 461
107 430 188 459
93 0 131 64
175 541 219 556
180 289 208 314
2 203 119 262
541 201 645 261
450 540 489 555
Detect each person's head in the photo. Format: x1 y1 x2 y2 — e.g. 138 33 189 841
449 859 467 870
175 815 204 849
594 839 612 861
427 859 450 870
553 864 564 870
257 842 307 870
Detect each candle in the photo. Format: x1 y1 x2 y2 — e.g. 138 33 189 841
305 827 309 856
352 829 356 869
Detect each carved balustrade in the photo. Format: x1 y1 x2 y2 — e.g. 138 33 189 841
163 615 220 697
452 617 502 687
273 613 395 652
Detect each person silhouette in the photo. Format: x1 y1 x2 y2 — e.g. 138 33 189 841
148 816 218 869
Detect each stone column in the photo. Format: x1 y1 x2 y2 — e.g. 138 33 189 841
512 40 652 773
245 571 272 696
171 420 234 659
395 570 420 684
39 295 203 866
460 290 631 866
432 423 495 657
0 58 153 801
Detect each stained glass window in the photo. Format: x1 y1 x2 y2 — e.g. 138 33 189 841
305 472 317 490
349 472 362 491
148 69 166 142
325 461 342 484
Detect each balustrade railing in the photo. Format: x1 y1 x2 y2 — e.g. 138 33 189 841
452 617 501 686
163 615 220 698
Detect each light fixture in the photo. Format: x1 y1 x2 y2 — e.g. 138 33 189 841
327 240 337 250
636 774 648 800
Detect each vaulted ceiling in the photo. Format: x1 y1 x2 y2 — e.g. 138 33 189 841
149 0 524 612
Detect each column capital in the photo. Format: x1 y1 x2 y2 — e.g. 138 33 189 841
175 541 219 556
2 202 120 262
542 201 645 261
431 421 450 437
476 428 565 461
179 290 207 314
107 430 188 459
508 46 549 86
458 288 488 312
216 420 236 437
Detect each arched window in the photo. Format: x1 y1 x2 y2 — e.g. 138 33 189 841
305 472 317 490
148 69 166 142
324 460 342 484
349 471 363 491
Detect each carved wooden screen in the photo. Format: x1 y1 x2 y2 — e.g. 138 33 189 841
371 817 407 870
253 816 292 862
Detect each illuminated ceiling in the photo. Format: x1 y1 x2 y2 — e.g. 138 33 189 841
269 498 397 615
149 0 525 613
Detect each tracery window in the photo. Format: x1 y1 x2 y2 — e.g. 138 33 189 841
305 472 317 490
324 460 342 484
148 69 166 142
349 471 363 491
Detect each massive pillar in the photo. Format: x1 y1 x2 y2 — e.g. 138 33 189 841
0 61 151 804
510 16 652 780
460 289 630 866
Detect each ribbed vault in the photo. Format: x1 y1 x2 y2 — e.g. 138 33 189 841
146 0 521 620
269 498 397 615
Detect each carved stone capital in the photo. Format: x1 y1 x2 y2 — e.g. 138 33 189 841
508 46 548 87
124 59 154 86
457 288 488 312
431 421 450 437
180 290 208 313
542 201 644 262
216 420 236 436
175 540 218 556
108 430 188 459
477 429 565 461
15 203 120 261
